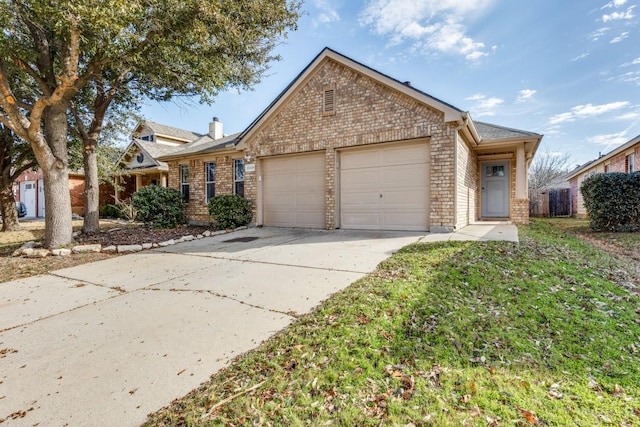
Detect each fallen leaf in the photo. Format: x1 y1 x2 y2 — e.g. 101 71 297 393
611 384 624 397
461 394 471 404
516 407 539 424
129 388 137 395
486 415 500 426
633 407 640 417
470 381 477 395
548 390 564 399
469 405 481 417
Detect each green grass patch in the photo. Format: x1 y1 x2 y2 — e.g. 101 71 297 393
145 221 640 426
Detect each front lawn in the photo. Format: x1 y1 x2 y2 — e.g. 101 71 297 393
145 219 640 426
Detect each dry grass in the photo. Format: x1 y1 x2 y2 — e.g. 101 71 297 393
0 219 124 283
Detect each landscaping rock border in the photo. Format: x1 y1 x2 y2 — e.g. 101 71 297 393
11 226 249 258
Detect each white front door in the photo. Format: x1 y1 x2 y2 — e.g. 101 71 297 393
481 161 510 218
20 181 36 217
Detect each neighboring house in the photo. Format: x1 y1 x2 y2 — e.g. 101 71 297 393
115 120 205 202
14 168 85 217
568 134 640 218
159 48 543 232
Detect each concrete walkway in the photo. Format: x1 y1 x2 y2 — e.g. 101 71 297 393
0 224 516 426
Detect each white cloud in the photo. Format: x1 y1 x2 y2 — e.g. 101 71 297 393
465 93 504 116
589 27 610 41
359 0 495 61
572 52 590 61
588 131 629 147
312 0 340 27
620 57 640 67
615 110 640 120
610 31 629 43
549 101 630 124
602 5 635 21
616 70 640 85
516 89 537 102
602 0 628 9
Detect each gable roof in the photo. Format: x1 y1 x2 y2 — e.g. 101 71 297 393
135 121 202 142
157 132 242 161
567 133 640 180
237 47 471 148
118 139 184 171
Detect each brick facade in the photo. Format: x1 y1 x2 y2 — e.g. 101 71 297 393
569 138 640 218
242 58 457 230
164 52 539 230
168 154 239 224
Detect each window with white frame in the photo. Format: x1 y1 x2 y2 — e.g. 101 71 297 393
234 159 245 197
180 164 189 202
627 153 635 173
205 162 216 202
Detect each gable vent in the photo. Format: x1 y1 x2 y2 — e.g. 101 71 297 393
323 85 336 116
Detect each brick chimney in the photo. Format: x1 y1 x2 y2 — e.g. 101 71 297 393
209 117 223 140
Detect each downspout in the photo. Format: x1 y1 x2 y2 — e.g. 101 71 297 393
452 113 470 230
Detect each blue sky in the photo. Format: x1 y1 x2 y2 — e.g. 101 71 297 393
141 0 640 167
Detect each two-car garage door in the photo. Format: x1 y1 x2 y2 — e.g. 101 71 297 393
261 141 429 231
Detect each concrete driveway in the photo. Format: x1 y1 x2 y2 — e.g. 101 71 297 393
0 227 425 426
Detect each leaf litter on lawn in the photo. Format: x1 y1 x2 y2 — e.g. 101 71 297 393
144 220 640 426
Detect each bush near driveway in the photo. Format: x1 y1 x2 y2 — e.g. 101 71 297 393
208 195 252 230
581 172 640 232
132 186 186 229
145 219 640 427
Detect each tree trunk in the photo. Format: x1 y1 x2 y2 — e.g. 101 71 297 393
0 175 20 231
82 141 100 234
38 104 73 248
0 144 20 231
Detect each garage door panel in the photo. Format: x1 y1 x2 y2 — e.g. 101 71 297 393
263 153 325 228
382 144 429 165
340 169 379 188
381 166 427 189
340 142 429 231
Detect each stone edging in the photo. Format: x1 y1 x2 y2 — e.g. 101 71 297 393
12 226 248 258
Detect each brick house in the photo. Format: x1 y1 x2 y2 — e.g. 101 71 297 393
159 48 543 232
115 121 203 202
14 168 85 217
567 134 640 218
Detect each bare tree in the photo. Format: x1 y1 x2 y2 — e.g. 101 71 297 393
529 150 571 216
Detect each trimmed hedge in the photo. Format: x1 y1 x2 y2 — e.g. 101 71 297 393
580 172 640 231
132 185 186 228
208 195 252 230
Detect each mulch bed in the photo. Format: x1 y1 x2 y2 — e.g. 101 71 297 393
74 224 212 247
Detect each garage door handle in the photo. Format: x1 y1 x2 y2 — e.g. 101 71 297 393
380 194 383 198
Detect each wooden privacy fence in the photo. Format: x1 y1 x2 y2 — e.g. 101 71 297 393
530 188 572 217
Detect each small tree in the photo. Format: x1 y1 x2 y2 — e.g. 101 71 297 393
528 150 571 216
132 185 185 229
208 195 252 230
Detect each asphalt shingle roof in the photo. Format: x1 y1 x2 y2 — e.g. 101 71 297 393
143 121 202 142
474 121 542 141
157 132 242 159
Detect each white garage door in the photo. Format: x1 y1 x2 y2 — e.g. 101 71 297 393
340 142 429 231
262 153 325 228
